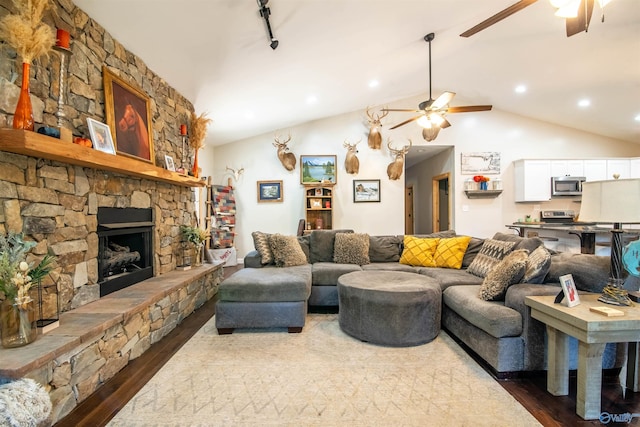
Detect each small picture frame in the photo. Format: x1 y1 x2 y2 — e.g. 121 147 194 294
559 274 580 307
353 179 381 203
309 198 323 209
257 180 283 203
165 155 176 172
314 187 323 196
86 118 116 155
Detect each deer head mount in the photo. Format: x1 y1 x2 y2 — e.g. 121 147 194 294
273 132 296 171
343 139 361 175
366 107 388 150
226 166 245 181
386 139 412 180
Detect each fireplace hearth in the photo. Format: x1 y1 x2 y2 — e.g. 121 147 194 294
97 207 154 297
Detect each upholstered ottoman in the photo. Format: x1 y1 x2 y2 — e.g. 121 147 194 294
337 271 441 347
215 265 312 334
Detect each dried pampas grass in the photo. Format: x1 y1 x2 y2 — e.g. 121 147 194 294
189 112 213 151
0 0 55 64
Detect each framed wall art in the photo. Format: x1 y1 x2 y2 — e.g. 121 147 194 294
353 179 380 203
257 180 283 203
86 118 116 155
461 152 500 175
300 155 337 184
103 66 155 164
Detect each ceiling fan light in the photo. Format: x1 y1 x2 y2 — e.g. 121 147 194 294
597 0 613 7
430 113 446 127
554 0 581 17
422 126 440 142
417 115 432 128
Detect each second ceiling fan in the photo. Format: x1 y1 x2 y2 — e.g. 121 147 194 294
383 33 492 141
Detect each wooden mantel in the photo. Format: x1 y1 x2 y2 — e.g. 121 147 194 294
0 129 205 187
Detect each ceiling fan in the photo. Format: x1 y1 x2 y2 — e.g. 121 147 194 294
383 33 492 141
460 0 612 38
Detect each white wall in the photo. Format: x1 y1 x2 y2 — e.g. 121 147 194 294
204 92 640 258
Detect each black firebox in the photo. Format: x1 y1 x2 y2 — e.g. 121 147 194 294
97 207 154 297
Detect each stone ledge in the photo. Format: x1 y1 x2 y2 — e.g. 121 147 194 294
0 263 222 379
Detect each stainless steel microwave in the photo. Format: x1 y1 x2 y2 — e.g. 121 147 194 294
551 176 586 196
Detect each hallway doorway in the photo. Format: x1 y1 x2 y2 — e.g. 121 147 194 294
432 173 450 232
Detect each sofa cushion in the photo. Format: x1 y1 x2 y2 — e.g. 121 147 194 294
368 235 402 263
297 234 310 263
218 265 312 302
309 229 354 263
251 231 273 265
399 236 439 267
492 232 545 253
479 249 529 301
443 285 522 338
433 236 472 269
418 267 483 290
545 252 611 292
362 262 418 273
269 234 308 267
312 262 362 286
334 233 370 265
522 245 552 284
461 236 484 269
467 239 517 278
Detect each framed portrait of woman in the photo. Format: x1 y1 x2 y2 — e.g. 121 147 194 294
103 66 155 164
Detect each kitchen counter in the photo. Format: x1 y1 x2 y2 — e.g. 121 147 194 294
506 223 639 254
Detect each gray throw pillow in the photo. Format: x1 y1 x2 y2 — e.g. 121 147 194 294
545 252 610 292
467 239 517 278
479 249 529 301
269 234 308 267
461 236 484 268
522 245 552 284
251 231 273 265
334 233 370 265
492 232 544 253
309 229 353 263
369 235 402 262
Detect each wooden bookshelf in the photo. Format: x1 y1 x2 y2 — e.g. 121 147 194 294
0 129 205 187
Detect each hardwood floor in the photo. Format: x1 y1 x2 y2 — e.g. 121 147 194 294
56 265 639 426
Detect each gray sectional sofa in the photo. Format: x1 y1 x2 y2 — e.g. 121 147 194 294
216 229 623 375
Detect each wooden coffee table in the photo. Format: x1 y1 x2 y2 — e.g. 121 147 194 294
525 294 640 420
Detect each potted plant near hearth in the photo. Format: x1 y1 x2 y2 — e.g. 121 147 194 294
0 233 55 348
180 225 210 267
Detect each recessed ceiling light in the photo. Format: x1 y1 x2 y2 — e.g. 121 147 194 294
515 85 527 94
369 79 379 88
306 95 318 105
634 114 640 122
578 99 591 108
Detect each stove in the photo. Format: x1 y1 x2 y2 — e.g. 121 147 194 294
540 209 576 223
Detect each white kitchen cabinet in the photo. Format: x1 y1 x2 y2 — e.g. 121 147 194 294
607 159 630 179
550 160 584 177
514 159 551 202
630 158 640 178
583 159 607 181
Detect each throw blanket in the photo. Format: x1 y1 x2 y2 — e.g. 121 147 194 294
0 379 51 427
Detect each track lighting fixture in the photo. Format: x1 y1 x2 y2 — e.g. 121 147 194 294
257 0 279 50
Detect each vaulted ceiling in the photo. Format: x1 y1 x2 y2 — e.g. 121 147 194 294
73 0 640 146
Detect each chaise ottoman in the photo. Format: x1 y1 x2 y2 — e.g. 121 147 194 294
337 270 441 347
215 265 312 334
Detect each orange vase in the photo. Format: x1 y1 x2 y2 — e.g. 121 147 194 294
13 62 34 131
192 149 199 178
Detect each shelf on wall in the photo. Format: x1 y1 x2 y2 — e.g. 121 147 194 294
464 190 503 199
0 129 205 187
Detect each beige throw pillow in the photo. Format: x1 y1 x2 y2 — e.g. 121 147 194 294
334 233 370 265
479 249 529 301
252 231 273 265
269 234 308 267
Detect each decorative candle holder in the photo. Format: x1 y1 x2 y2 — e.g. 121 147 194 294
54 32 72 137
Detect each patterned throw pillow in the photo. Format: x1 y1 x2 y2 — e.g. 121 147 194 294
399 236 440 267
522 245 552 284
333 233 370 265
251 231 273 265
479 249 529 301
467 239 517 278
268 234 308 267
433 236 472 269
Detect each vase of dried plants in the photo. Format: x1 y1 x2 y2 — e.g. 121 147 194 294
189 112 213 178
1 297 37 348
13 62 34 130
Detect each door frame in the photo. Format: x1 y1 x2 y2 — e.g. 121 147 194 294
432 173 451 232
405 185 414 235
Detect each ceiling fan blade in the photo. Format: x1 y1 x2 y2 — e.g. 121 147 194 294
460 0 538 38
389 115 423 130
566 0 594 37
382 108 421 113
431 92 456 110
447 105 493 113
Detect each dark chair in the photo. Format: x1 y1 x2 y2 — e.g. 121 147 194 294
297 219 305 236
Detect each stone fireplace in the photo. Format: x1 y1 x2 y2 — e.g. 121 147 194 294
97 207 154 297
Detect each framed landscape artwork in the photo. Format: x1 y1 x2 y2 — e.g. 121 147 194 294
300 155 337 184
257 180 283 203
103 66 155 164
86 118 116 155
353 179 380 202
461 152 500 175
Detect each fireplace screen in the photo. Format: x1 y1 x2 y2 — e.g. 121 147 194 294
98 207 154 297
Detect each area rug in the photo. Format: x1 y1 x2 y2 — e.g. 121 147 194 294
108 314 541 426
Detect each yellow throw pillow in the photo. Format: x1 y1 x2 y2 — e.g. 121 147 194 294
399 236 440 267
434 236 472 269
